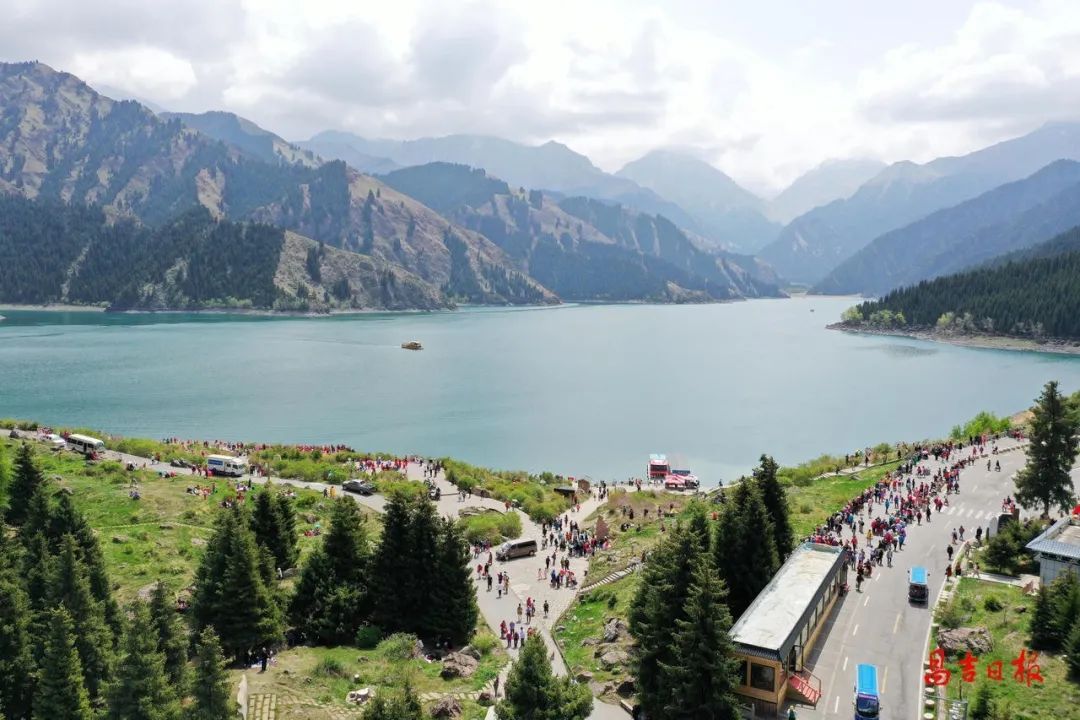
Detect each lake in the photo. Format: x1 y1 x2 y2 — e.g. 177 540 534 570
2 297 1079 484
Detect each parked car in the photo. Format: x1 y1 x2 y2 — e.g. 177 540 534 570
429 486 441 501
496 539 538 561
343 479 376 495
42 433 66 449
170 458 192 468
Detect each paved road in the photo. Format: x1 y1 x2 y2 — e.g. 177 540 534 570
10 431 624 718
793 440 1037 720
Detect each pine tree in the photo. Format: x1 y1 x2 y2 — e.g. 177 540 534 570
1030 585 1059 650
49 492 121 635
404 498 442 637
48 534 114 700
188 627 233 720
106 601 182 720
370 493 414 631
1051 572 1080 651
1015 381 1080 517
289 498 371 644
753 454 794 560
33 606 93 720
1065 616 1080 678
192 509 283 660
629 516 709 718
148 582 189 691
970 681 993 720
6 444 44 526
657 556 740 720
496 634 591 720
428 517 479 645
272 493 299 570
250 488 297 572
0 566 34 719
719 482 779 617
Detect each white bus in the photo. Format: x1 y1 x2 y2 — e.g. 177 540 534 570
67 434 106 456
206 454 247 477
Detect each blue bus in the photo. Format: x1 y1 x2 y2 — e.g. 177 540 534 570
908 566 929 603
854 663 880 719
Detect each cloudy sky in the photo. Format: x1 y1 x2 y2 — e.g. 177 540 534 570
4 0 1080 194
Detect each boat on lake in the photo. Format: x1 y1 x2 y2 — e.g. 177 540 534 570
401 341 423 350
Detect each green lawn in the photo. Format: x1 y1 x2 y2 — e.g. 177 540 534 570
786 461 901 538
585 489 691 578
554 574 640 686
0 437 354 601
933 579 1080 719
239 632 504 720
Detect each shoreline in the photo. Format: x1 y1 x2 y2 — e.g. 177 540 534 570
828 323 1080 356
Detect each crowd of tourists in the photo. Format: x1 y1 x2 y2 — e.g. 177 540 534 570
805 432 1024 590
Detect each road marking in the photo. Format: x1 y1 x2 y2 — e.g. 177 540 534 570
967 508 974 517
881 666 889 694
834 695 840 713
843 656 848 671
946 506 955 515
864 596 870 607
975 510 984 519
852 624 859 636
893 614 901 634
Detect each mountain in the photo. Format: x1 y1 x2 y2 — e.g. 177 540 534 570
615 150 781 253
300 131 707 240
760 122 1080 284
840 225 1080 341
162 111 320 168
814 160 1080 296
0 61 552 307
294 136 399 175
0 195 446 310
380 163 783 302
93 83 168 114
767 158 886 224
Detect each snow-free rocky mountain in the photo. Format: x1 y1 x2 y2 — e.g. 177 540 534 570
766 158 886 225
615 150 781 254
814 160 1080 296
0 61 778 308
0 61 553 309
761 122 1080 285
380 162 782 302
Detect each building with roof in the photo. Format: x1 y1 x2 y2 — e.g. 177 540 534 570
1026 513 1080 586
729 542 848 716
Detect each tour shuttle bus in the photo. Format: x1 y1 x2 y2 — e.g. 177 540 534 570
206 454 248 478
67 434 106 457
853 663 880 719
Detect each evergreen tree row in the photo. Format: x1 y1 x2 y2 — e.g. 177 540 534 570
628 454 795 719
0 443 233 720
285 492 479 647
847 244 1080 340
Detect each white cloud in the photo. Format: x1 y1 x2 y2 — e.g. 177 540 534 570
3 0 1080 193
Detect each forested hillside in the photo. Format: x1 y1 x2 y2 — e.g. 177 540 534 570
814 160 1080 296
0 61 552 307
381 163 783 302
0 195 447 311
841 233 1080 340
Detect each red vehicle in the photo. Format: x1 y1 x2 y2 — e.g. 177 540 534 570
648 454 670 481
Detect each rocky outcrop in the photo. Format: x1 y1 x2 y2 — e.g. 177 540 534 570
440 652 479 679
938 627 993 657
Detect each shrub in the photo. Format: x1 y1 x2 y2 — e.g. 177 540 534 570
458 511 523 543
607 594 618 609
378 633 418 661
470 632 497 657
354 625 382 650
314 657 347 678
936 599 965 630
983 595 1003 612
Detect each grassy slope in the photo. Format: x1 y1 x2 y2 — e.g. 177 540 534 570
934 579 1079 719
556 574 640 685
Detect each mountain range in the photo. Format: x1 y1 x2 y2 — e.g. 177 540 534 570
380 162 781 302
5 60 1080 313
814 160 1080 296
761 122 1080 284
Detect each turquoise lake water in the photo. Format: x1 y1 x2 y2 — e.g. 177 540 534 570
2 298 1079 484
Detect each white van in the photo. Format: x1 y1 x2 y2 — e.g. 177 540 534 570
67 434 106 456
206 454 247 477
